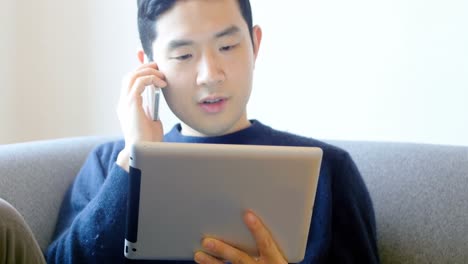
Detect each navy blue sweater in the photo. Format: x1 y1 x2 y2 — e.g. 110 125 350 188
46 120 379 263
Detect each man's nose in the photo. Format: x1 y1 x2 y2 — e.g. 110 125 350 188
196 51 226 88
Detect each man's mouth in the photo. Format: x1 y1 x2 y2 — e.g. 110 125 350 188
199 96 228 113
202 98 224 104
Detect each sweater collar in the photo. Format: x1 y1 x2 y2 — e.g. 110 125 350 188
164 120 270 144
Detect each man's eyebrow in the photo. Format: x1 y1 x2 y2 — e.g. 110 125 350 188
167 26 240 51
167 39 194 51
215 25 241 38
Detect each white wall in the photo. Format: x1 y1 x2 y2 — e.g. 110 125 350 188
0 1 17 141
250 0 468 146
14 1 95 141
1 0 467 146
0 0 138 144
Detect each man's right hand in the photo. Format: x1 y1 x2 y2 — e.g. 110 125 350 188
116 62 168 172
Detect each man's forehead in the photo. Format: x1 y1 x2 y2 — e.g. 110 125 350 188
153 0 246 42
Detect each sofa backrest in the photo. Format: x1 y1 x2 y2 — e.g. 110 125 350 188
1 137 467 263
0 136 113 251
328 140 468 263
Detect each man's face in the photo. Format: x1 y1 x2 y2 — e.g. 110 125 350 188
152 0 261 136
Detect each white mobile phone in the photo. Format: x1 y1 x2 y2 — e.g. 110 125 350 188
142 55 161 121
142 85 160 121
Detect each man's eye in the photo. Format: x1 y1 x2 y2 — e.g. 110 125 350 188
220 44 238 52
173 54 192 61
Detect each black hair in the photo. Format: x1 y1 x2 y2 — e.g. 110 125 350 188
137 0 253 61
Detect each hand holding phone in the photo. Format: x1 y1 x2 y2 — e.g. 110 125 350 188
116 61 167 172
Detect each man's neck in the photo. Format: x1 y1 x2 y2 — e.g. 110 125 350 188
180 117 251 137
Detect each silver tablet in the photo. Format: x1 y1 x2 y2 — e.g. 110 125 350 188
124 142 322 263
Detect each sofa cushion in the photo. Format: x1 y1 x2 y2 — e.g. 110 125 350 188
329 141 468 263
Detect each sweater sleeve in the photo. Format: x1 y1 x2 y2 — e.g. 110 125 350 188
46 142 129 264
329 151 380 263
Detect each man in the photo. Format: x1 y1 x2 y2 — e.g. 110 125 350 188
2 0 380 263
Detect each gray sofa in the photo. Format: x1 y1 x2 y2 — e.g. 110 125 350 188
0 137 467 263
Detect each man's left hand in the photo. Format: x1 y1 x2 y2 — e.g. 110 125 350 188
194 210 288 264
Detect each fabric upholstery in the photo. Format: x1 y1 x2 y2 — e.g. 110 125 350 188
1 137 467 263
0 137 112 250
329 141 468 263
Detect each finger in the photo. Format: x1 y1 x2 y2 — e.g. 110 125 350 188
119 71 158 104
194 251 224 264
127 75 158 106
118 73 135 121
143 102 151 120
120 72 133 100
244 210 284 261
126 69 167 96
201 238 253 264
131 68 167 86
135 61 159 71
121 64 166 97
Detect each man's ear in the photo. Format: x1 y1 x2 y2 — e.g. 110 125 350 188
252 25 263 61
137 50 146 64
